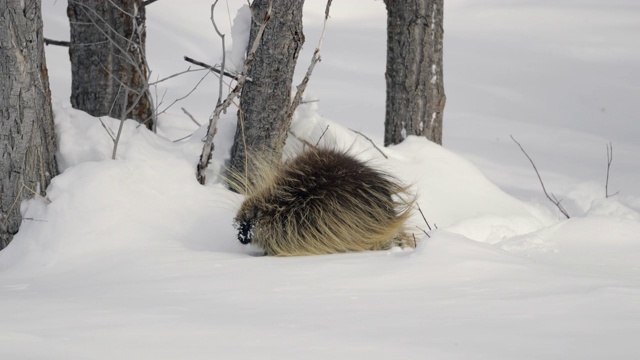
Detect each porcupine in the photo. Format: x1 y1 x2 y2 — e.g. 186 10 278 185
231 147 414 256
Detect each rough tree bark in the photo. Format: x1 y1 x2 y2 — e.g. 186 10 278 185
227 0 305 181
384 0 445 146
67 0 154 129
0 0 58 250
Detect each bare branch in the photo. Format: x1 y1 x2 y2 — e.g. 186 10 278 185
288 125 329 150
108 82 125 121
511 135 570 219
288 130 316 150
605 142 619 198
20 183 51 204
6 182 52 221
147 66 206 86
349 129 388 159
142 0 160 6
196 0 273 184
106 0 136 18
181 107 201 127
211 1 226 108
416 227 430 238
151 76 163 128
98 59 144 97
173 133 195 143
98 117 116 143
70 0 219 134
112 89 130 160
323 0 333 18
183 56 245 81
154 70 211 118
416 203 432 231
285 0 332 121
315 125 330 147
21 218 48 223
44 38 70 47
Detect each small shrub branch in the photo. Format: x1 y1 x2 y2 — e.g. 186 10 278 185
511 135 570 219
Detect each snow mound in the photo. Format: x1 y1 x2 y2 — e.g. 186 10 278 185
501 198 640 275
290 102 557 244
2 101 555 271
0 106 243 271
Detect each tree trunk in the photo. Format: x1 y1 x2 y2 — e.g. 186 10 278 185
67 0 154 129
227 0 305 182
0 0 58 250
384 0 445 146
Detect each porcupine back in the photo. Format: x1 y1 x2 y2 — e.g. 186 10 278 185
232 147 414 256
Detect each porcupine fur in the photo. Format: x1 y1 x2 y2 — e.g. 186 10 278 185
230 147 414 256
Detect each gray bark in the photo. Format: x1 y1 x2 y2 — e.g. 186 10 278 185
227 0 305 181
384 0 445 146
67 0 154 129
0 0 58 250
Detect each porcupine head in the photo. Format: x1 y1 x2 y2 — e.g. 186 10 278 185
234 196 261 246
228 152 280 249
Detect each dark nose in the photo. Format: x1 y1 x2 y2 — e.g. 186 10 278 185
237 221 253 244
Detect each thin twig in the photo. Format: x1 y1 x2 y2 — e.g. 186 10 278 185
416 203 432 231
154 70 211 119
106 0 136 18
237 109 249 190
108 80 125 122
181 107 201 127
98 117 116 142
21 218 48 223
6 182 52 219
285 0 332 121
147 66 206 86
605 142 619 198
349 129 388 159
20 183 52 204
288 130 316 149
412 233 419 246
152 74 162 129
142 0 159 6
173 133 194 143
511 135 570 219
183 56 245 81
416 227 430 238
315 125 330 147
112 89 130 159
211 0 226 108
44 38 70 47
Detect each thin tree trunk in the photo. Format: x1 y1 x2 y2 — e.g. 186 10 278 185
67 0 154 129
384 0 445 146
227 0 305 182
0 0 58 249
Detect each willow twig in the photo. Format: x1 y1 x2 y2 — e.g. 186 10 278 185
349 129 388 159
511 135 570 219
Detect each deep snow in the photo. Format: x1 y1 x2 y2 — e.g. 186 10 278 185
1 1 639 359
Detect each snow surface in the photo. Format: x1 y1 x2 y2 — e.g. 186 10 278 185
1 1 640 359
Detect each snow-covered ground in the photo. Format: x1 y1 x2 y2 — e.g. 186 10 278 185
1 1 639 359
